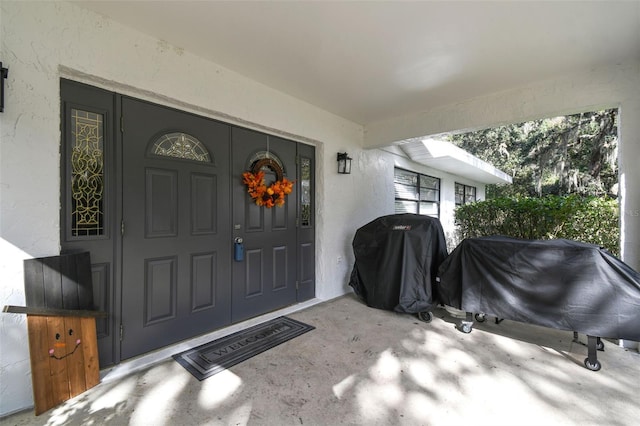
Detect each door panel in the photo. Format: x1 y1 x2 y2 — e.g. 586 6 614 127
231 127 297 322
191 252 217 311
297 143 316 302
121 98 231 360
90 263 110 338
145 168 178 237
144 256 177 324
191 173 217 234
60 79 118 367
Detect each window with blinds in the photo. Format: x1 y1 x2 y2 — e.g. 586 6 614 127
394 168 440 218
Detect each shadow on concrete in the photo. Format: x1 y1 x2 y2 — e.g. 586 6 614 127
2 294 639 425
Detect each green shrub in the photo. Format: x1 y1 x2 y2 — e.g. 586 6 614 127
455 195 620 256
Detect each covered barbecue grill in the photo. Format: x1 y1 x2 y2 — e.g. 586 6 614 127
349 214 448 321
437 236 640 370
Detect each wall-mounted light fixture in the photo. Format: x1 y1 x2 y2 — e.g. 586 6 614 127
337 152 352 174
0 62 8 113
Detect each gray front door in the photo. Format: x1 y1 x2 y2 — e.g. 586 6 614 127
120 98 232 360
231 127 298 322
61 80 314 365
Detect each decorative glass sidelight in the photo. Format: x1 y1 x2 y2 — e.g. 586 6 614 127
71 109 105 236
151 132 210 162
300 157 312 226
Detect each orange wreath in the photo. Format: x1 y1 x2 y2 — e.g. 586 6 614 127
242 158 294 208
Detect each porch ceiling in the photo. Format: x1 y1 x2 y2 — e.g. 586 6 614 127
74 1 640 126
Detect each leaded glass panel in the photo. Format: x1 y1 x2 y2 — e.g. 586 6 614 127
248 151 284 173
71 109 104 236
300 157 312 227
152 132 210 162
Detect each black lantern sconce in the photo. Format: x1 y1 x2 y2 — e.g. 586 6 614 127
0 62 7 113
337 152 352 174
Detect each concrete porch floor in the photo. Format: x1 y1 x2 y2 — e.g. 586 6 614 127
2 294 639 426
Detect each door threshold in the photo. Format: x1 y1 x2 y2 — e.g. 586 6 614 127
99 298 323 383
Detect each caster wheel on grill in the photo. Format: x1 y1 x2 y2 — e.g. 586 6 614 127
417 311 433 323
596 340 605 351
459 323 472 334
474 313 486 322
584 358 601 371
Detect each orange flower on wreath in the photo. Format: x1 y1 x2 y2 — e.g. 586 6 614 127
242 170 294 208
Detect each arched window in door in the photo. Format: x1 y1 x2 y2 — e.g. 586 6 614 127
247 150 286 175
151 132 211 163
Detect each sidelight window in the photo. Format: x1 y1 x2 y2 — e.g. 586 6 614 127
300 157 312 227
70 109 105 237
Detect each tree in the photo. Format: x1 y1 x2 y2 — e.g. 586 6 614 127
447 109 618 198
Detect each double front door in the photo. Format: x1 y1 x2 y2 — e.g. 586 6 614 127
61 81 314 365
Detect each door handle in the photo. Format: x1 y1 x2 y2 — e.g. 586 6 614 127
234 237 244 262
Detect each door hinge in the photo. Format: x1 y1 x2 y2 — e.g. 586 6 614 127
121 220 125 236
296 281 299 290
119 324 124 342
120 115 124 133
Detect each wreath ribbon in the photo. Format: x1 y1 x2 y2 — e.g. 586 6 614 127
242 158 294 208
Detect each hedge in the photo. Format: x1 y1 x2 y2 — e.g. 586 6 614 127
454 195 620 256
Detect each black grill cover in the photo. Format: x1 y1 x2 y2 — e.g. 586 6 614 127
438 236 640 340
349 214 448 313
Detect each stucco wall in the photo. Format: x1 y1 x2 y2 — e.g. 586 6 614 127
365 61 640 273
0 1 373 415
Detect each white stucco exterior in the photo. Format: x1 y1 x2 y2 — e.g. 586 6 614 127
380 145 487 246
1 1 638 416
365 61 640 274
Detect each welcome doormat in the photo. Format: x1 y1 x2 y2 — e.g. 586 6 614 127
173 316 315 381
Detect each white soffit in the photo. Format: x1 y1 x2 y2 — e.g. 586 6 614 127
399 139 512 185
